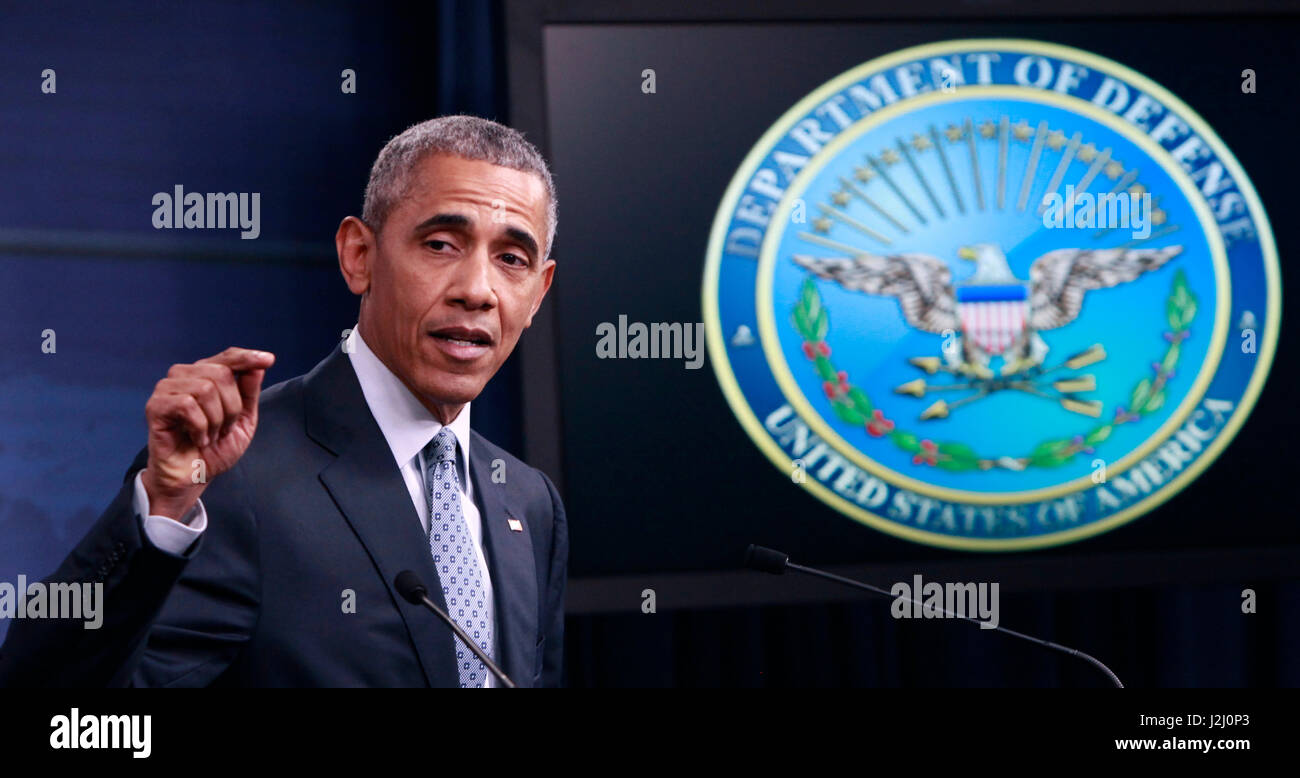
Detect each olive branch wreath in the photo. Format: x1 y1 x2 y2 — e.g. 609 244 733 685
791 268 1197 471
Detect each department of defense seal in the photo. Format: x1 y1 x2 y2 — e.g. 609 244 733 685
702 39 1279 550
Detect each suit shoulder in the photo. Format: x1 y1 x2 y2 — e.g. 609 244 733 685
469 430 524 470
470 431 557 498
258 371 307 413
242 372 309 452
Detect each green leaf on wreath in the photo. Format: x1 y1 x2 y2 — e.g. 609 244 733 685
1171 269 1191 304
801 279 820 323
1131 378 1152 411
892 431 921 453
937 441 979 462
1145 391 1165 412
1161 344 1180 373
1030 451 1074 467
831 402 865 426
814 307 828 340
1085 425 1112 445
847 387 873 414
1168 269 1198 329
814 356 836 382
1031 439 1069 458
791 307 811 339
1029 438 1073 466
936 457 982 472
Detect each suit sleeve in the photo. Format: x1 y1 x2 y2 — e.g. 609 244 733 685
537 469 569 688
0 447 261 687
0 448 185 686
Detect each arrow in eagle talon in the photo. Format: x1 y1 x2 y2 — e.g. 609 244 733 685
1051 375 1097 393
1031 344 1107 379
1065 344 1107 370
1008 381 1103 417
895 378 978 397
908 356 959 375
1003 344 1107 383
907 356 993 379
919 389 991 420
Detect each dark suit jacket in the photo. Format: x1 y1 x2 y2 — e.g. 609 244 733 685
0 344 568 687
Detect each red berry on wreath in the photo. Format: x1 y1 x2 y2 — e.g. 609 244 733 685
866 409 895 436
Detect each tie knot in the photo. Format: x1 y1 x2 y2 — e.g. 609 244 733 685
428 427 459 466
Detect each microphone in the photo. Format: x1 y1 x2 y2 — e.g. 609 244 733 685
744 544 1124 688
744 544 791 575
394 570 517 689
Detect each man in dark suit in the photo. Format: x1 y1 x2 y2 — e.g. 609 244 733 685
0 115 566 687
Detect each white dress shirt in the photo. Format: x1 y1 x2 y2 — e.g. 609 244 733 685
132 323 496 686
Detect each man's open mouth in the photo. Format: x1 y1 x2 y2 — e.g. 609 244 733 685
428 326 493 347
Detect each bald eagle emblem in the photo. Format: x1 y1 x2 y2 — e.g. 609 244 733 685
793 244 1181 386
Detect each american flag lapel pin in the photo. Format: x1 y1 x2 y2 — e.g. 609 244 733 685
507 516 524 532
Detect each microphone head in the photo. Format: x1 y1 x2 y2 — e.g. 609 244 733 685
394 570 428 603
744 544 790 575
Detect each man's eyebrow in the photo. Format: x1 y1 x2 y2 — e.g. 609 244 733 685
412 213 471 232
503 226 540 260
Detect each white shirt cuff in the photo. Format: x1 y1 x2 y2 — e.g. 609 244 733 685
133 471 208 555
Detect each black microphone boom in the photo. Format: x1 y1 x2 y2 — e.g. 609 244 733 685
394 570 518 689
743 544 1124 688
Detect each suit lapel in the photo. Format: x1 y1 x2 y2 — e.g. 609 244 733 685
470 433 538 688
305 345 458 687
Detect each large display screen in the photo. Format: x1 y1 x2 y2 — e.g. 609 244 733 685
542 20 1294 577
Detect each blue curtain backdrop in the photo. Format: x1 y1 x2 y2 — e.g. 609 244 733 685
0 0 521 637
1 0 1294 687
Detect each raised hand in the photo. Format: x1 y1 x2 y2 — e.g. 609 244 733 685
140 347 276 520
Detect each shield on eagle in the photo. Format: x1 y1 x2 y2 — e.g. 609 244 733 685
956 284 1028 356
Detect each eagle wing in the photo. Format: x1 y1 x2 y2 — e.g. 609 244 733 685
791 252 959 334
1027 246 1183 330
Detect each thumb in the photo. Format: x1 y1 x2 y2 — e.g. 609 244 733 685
237 368 268 412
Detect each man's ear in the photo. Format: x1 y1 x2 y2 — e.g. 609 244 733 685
336 216 375 296
525 258 556 328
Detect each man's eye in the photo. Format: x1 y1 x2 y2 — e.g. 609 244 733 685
425 240 451 251
501 253 527 266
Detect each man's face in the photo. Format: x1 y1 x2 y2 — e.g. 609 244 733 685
345 154 554 417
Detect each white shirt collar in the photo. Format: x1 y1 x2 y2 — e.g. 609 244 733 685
345 324 472 488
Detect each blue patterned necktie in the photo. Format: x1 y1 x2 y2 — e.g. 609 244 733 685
422 427 493 687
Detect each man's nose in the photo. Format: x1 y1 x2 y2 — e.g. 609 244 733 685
449 248 496 309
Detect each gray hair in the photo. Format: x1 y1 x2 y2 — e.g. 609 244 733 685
362 114 558 260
